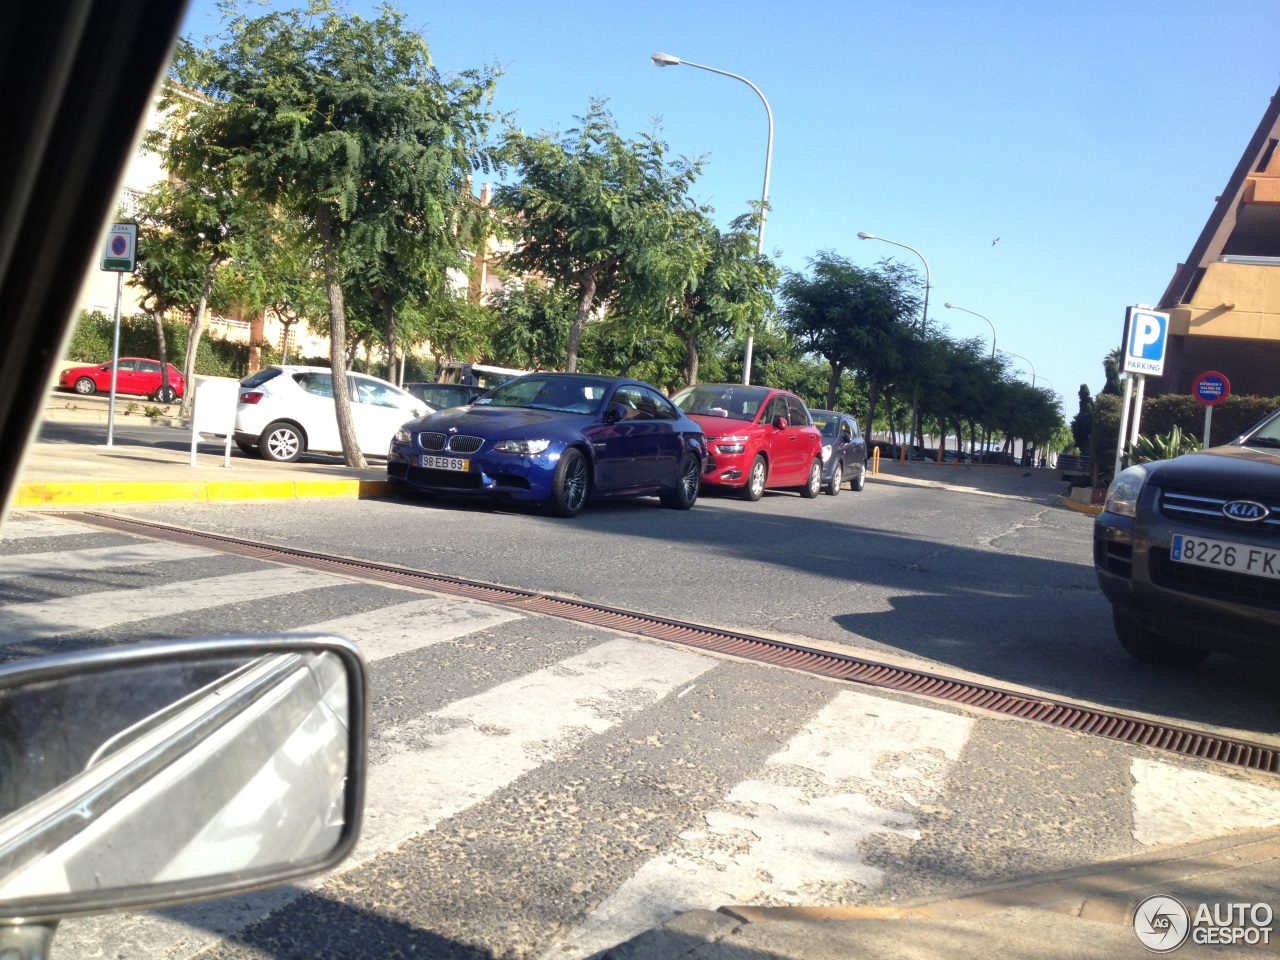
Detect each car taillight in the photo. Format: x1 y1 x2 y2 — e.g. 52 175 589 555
240 391 263 404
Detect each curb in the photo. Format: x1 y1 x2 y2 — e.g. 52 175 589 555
1058 495 1104 517
15 478 395 507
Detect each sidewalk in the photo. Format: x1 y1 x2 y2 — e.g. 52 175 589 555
16 392 392 508
600 825 1280 959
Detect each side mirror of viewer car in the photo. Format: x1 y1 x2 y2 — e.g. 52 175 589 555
0 635 367 958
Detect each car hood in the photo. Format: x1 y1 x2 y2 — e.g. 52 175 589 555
1147 445 1280 498
403 405 596 436
686 414 758 437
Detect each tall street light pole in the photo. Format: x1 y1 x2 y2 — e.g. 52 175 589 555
858 232 929 456
998 348 1036 387
942 302 997 358
652 52 773 385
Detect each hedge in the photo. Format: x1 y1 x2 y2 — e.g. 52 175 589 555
1090 391 1280 485
64 311 279 379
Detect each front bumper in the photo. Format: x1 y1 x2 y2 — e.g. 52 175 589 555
1094 497 1280 661
387 441 556 501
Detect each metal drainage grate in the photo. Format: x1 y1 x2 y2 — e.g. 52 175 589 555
65 511 1280 775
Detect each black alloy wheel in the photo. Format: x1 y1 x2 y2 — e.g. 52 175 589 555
661 453 701 510
550 447 590 518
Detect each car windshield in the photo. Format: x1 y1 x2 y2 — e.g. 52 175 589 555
672 385 771 423
1238 408 1280 449
473 376 607 414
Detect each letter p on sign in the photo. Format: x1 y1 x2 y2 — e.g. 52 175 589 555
1122 307 1170 376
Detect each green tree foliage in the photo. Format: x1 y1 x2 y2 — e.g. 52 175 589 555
174 1 499 466
778 252 919 427
486 281 572 371
1070 384 1094 452
64 311 267 378
496 101 703 373
1102 346 1123 396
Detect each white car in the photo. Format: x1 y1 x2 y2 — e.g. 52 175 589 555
234 365 431 462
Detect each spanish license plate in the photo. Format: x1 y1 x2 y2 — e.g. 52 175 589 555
420 454 469 472
1170 534 1280 580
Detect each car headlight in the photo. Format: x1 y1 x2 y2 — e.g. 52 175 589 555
715 435 749 455
821 444 832 462
394 428 413 444
1105 464 1148 517
494 439 552 455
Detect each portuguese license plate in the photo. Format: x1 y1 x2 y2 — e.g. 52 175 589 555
420 454 469 472
1170 534 1280 580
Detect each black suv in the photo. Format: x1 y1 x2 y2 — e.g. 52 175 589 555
1094 407 1280 666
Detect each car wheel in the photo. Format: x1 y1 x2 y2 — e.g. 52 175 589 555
851 464 866 492
259 421 303 463
825 461 842 496
740 455 767 502
1112 608 1209 668
153 385 178 403
660 452 701 510
74 377 96 395
235 440 259 456
800 458 822 499
549 447 590 518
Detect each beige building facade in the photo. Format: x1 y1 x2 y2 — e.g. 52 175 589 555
1155 84 1280 397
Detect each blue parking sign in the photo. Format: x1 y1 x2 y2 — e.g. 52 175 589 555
1122 307 1169 376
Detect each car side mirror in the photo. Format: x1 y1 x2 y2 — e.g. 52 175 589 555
772 416 789 430
605 403 628 424
0 635 366 925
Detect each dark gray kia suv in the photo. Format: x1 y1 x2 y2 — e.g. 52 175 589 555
1094 407 1280 666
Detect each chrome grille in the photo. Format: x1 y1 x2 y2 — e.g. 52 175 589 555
1160 490 1280 535
448 435 484 454
419 432 446 451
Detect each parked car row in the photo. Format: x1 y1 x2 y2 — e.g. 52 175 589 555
216 364 873 519
58 358 186 402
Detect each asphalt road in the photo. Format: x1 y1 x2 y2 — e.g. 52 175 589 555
111 469 1280 744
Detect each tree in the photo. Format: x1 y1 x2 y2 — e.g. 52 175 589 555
495 101 703 373
778 252 919 428
1071 384 1094 452
175 2 499 466
487 280 572 371
1102 347 1123 396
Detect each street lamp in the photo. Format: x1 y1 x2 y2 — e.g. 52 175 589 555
858 232 930 454
652 52 773 385
997 348 1035 387
942 302 996 358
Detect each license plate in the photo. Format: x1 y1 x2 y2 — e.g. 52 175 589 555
420 454 469 472
1170 534 1280 580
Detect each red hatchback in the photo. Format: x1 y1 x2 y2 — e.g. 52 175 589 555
672 384 824 501
59 358 185 402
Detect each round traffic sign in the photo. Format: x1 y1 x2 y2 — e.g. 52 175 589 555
110 234 128 256
1192 370 1230 406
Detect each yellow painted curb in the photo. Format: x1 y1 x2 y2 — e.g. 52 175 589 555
206 481 305 501
1057 495 1103 516
99 481 208 503
15 483 106 506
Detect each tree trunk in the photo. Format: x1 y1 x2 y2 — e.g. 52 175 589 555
866 376 881 446
684 331 699 386
178 255 222 419
151 309 170 401
373 291 397 384
566 272 598 374
824 362 843 410
317 204 366 468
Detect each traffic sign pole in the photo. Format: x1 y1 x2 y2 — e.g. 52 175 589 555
1114 373 1134 477
106 273 123 447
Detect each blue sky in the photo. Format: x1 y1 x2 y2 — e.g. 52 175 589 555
182 1 1279 411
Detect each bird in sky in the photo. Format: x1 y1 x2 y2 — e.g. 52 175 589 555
992 237 1000 246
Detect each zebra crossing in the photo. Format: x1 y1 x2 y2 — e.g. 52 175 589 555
3 511 1280 960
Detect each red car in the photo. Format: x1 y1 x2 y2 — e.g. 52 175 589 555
59 358 185 402
672 384 824 501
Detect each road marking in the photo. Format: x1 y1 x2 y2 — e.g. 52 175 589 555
0 568 346 647
545 690 974 960
0 515 99 540
1131 758 1280 846
0 542 214 579
356 636 716 859
292 597 521 662
51 628 714 960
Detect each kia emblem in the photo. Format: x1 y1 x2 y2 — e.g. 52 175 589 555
1222 500 1270 522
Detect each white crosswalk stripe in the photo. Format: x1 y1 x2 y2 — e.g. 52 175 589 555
0 516 101 540
0 542 214 579
544 690 975 959
293 597 522 662
0 567 345 646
